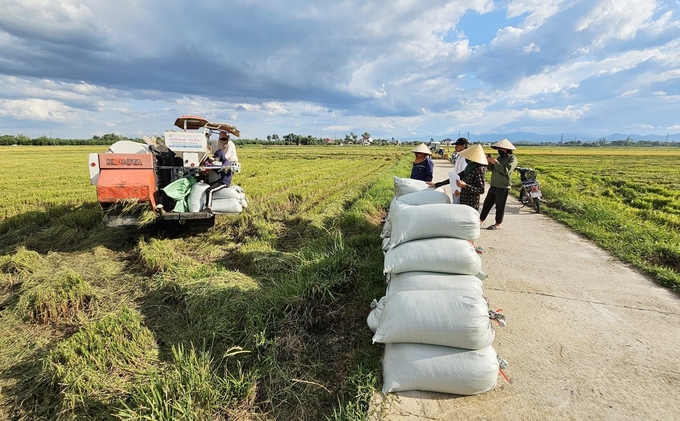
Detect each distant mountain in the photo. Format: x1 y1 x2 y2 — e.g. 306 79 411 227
605 133 680 142
408 132 680 143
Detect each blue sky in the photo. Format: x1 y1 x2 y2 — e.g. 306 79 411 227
1 0 679 140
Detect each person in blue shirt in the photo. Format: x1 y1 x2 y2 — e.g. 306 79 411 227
410 143 434 182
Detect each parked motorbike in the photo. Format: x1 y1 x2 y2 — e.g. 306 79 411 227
516 167 545 213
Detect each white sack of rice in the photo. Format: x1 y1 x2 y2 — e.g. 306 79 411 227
372 290 494 349
386 197 409 221
381 198 409 239
383 238 481 276
382 190 451 239
382 343 499 395
395 189 451 206
386 272 484 298
385 204 480 249
187 182 210 212
213 185 246 200
380 218 392 239
210 198 243 214
382 237 391 254
394 176 429 198
366 296 387 333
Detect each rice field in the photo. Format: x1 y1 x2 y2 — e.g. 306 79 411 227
1 144 679 420
0 144 406 420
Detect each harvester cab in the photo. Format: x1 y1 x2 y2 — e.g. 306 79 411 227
88 116 245 230
429 142 448 160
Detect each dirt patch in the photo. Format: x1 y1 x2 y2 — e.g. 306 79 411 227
369 159 680 420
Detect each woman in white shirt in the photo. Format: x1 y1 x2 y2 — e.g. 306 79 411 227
218 131 238 163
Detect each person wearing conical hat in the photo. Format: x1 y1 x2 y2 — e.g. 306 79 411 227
455 144 489 210
410 143 434 182
480 139 518 230
430 144 488 211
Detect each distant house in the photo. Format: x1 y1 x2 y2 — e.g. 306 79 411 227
361 136 373 146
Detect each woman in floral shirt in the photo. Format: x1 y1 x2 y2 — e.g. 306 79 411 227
430 144 488 211
456 145 488 211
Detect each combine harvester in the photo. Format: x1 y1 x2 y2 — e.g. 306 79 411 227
88 116 245 232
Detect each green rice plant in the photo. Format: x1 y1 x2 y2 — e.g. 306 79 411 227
231 240 301 276
135 237 198 275
327 364 379 421
43 306 158 418
639 209 680 231
295 230 356 303
117 344 256 420
0 246 42 276
57 206 104 231
0 272 13 291
178 277 261 345
16 269 97 324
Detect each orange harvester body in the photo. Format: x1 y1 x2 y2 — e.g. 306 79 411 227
96 153 157 208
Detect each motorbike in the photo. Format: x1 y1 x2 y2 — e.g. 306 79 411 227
516 167 545 213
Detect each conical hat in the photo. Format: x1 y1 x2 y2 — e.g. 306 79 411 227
457 144 488 165
491 138 516 150
411 143 432 155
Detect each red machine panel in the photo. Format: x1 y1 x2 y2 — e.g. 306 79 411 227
96 153 156 207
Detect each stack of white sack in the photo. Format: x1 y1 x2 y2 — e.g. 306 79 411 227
383 238 482 276
381 177 452 248
382 343 499 395
368 273 501 394
368 180 504 395
187 183 249 214
383 203 480 251
366 272 484 332
381 190 451 240
393 176 431 198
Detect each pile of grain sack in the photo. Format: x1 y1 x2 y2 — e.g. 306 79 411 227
188 182 249 214
367 176 507 396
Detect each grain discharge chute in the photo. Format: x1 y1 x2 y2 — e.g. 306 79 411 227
88 116 246 231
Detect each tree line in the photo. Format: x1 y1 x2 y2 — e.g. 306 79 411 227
0 132 397 147
2 133 678 147
0 133 130 146
515 139 680 147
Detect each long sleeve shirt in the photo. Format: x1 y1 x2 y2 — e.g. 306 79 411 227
488 153 518 189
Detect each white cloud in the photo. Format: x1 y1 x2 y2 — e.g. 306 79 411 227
525 105 591 120
0 98 78 121
576 0 657 50
0 0 680 139
619 89 639 97
522 42 540 53
506 0 571 28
